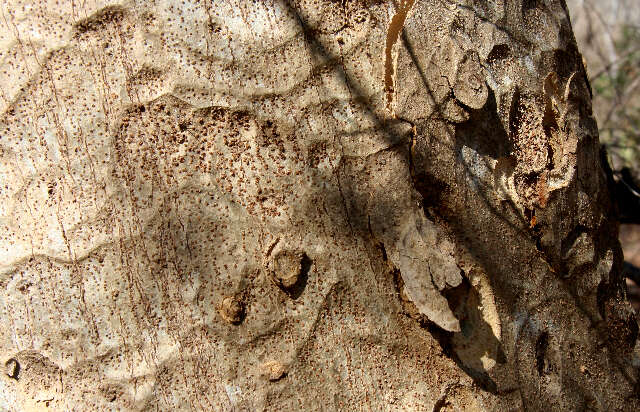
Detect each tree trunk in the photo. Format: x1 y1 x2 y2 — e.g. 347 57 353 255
0 0 638 410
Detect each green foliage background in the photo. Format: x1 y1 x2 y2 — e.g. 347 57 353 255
593 24 640 171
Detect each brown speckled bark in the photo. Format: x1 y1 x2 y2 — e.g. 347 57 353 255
0 0 638 410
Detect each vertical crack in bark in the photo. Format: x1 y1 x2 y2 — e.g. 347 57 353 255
385 0 416 117
535 331 549 376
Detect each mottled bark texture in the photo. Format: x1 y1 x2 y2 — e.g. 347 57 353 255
0 0 638 410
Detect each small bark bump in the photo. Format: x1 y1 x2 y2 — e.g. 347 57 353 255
261 360 287 382
219 295 245 325
5 358 19 380
272 250 304 290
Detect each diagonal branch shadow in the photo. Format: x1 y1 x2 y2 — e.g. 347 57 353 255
275 0 638 401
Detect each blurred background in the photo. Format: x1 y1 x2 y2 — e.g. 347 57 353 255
567 0 640 310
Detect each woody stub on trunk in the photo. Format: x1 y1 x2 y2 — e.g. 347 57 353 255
0 0 638 410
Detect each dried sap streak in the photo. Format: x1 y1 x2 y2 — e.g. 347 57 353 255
384 0 416 116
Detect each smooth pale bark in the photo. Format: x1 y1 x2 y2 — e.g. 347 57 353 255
0 1 638 410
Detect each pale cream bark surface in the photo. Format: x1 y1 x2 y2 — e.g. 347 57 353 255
0 1 638 411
